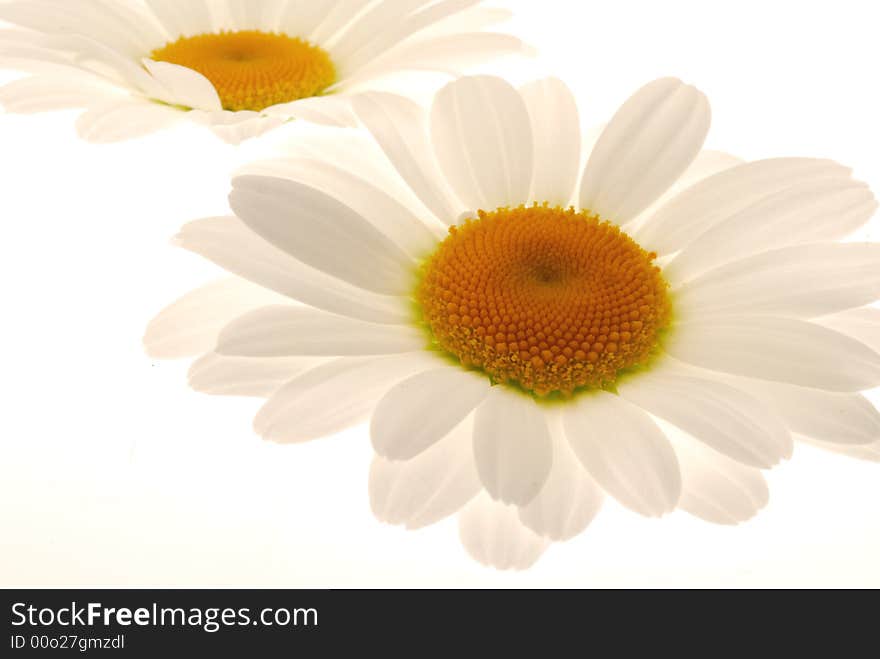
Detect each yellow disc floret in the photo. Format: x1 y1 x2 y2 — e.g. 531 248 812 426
416 205 673 398
150 30 336 112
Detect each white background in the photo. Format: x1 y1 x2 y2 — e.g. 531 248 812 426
1 0 879 587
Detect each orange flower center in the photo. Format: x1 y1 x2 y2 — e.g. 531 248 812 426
150 30 336 112
416 205 673 397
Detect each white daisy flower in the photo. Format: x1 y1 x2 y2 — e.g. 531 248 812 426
0 0 526 143
146 75 880 570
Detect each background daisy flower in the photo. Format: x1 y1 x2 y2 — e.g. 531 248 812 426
0 0 526 143
146 75 880 570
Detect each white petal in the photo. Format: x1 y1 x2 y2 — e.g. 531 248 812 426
0 0 159 56
666 177 877 283
229 175 414 296
145 0 212 39
187 353 321 398
458 494 548 571
371 368 490 460
246 128 418 208
800 437 880 464
276 0 339 40
733 379 880 446
618 370 792 468
206 113 284 144
817 307 880 354
142 59 222 111
176 216 409 325
472 387 552 506
49 32 163 93
262 95 358 127
667 316 880 392
236 158 442 258
216 306 424 357
520 77 580 207
254 353 433 443
143 278 288 360
335 32 527 91
369 414 481 530
636 158 854 256
224 0 287 32
674 243 880 320
330 0 436 64
628 150 745 232
431 75 534 211
0 75 117 113
518 419 604 541
579 78 710 225
674 437 769 525
417 5 513 35
335 0 484 73
563 392 681 517
308 0 374 45
76 98 181 143
352 91 464 224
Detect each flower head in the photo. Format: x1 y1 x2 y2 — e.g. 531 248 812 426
146 75 880 569
0 0 526 143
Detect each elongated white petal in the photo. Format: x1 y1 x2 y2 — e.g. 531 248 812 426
733 379 880 446
0 75 117 112
230 176 414 296
563 392 681 517
817 307 880 353
371 368 490 461
674 243 880 320
801 437 880 463
277 0 359 44
144 278 288 360
637 158 854 256
338 0 481 72
76 98 181 143
628 150 745 231
0 0 158 56
188 353 321 398
666 178 877 283
331 0 436 64
674 437 770 525
618 371 792 468
142 59 222 111
309 0 374 45
255 354 433 443
336 32 527 91
176 216 409 325
520 77 581 207
667 317 880 392
235 158 442 258
473 387 552 506
46 33 162 94
431 75 534 211
244 129 417 207
352 92 464 224
579 78 710 225
145 0 212 39
418 5 513 35
458 494 548 571
223 0 287 32
262 94 357 128
370 414 481 530
518 420 604 541
217 306 424 358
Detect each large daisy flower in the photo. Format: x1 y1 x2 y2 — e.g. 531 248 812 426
0 0 525 143
146 75 880 570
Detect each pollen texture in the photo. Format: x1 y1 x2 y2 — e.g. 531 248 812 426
416 205 673 397
150 30 336 112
